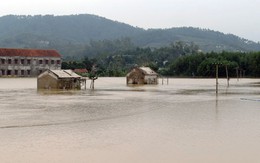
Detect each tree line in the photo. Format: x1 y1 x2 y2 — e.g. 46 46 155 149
61 39 260 78
166 51 260 78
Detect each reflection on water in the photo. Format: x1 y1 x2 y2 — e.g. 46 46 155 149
0 77 260 163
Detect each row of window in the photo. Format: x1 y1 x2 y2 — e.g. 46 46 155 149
0 69 47 76
1 69 31 76
0 58 61 65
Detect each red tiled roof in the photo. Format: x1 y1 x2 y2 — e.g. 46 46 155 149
74 69 88 73
0 48 61 57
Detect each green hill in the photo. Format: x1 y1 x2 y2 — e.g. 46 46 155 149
0 14 259 56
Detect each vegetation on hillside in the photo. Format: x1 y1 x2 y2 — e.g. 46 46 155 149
0 14 259 77
61 40 260 78
0 14 260 56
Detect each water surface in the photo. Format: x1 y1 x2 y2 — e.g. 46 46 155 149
0 77 260 163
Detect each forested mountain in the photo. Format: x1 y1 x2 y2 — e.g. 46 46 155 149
0 14 260 57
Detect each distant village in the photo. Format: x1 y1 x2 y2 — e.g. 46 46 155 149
0 48 159 90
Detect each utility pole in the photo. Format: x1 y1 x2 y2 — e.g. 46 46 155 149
216 64 219 94
214 62 222 94
236 67 239 81
225 65 229 87
89 65 98 90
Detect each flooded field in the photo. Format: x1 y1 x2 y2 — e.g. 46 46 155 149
0 77 260 163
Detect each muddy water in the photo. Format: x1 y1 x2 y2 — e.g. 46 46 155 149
0 77 260 163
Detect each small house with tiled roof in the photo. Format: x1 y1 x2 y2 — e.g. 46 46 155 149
0 48 61 77
37 69 83 90
126 66 158 85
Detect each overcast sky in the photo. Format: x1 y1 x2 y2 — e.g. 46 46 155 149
1 0 259 42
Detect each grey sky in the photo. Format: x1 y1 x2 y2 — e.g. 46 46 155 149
1 0 259 42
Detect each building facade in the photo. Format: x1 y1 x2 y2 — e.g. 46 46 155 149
126 67 158 85
0 48 61 77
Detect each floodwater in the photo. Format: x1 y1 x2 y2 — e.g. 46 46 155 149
0 77 260 163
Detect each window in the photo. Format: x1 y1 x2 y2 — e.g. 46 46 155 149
1 59 5 64
21 70 25 76
38 70 43 74
27 59 31 65
39 60 43 64
7 70 12 75
45 60 49 64
57 60 61 64
21 59 25 64
27 70 31 75
8 59 12 64
14 70 18 75
1 70 5 75
51 60 54 64
14 59 18 64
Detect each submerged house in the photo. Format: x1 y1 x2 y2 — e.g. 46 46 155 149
126 67 158 85
0 48 61 77
37 69 83 90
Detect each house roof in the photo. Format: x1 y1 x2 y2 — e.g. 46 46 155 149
0 48 61 57
50 70 82 78
126 66 158 77
138 67 158 75
73 68 88 73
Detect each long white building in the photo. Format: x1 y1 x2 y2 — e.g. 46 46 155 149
0 48 62 77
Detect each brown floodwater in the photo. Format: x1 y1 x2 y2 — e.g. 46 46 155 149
0 77 260 163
